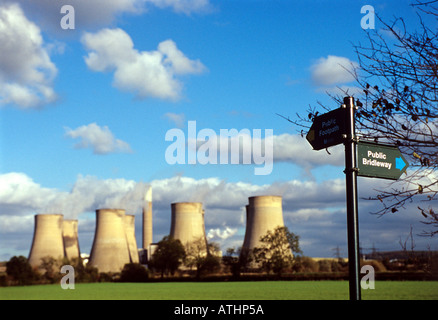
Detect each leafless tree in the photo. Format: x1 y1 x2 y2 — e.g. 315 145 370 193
287 1 437 236
351 1 437 236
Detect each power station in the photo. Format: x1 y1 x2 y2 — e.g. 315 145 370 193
27 192 290 273
88 209 132 273
242 195 287 252
124 214 140 263
142 187 153 261
28 214 65 269
241 195 292 267
63 219 80 261
169 202 207 249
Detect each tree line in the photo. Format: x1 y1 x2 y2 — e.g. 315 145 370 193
2 226 304 285
3 224 437 286
138 226 303 280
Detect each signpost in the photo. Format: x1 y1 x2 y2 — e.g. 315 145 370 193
306 107 347 150
357 141 409 180
305 96 409 301
342 97 361 301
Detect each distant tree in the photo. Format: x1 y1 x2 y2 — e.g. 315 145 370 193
199 252 222 278
331 259 348 272
184 238 221 279
149 236 185 278
222 247 240 277
74 260 99 283
39 256 63 283
184 237 207 273
6 256 35 285
222 246 254 278
318 259 332 272
62 257 99 283
253 226 302 276
120 263 149 282
291 256 319 273
238 247 255 273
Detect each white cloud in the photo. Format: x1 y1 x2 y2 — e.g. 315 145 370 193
207 227 238 241
65 122 132 154
0 3 57 109
16 0 213 34
286 208 333 224
47 175 149 218
16 0 146 33
81 28 206 100
273 133 344 168
158 40 206 74
1 172 435 260
164 112 186 128
0 172 149 219
0 214 34 233
186 132 344 172
0 172 59 214
310 55 358 86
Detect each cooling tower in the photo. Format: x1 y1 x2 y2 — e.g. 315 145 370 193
242 205 251 251
124 214 139 263
242 196 287 252
170 202 207 250
63 219 80 261
88 209 131 273
28 214 65 269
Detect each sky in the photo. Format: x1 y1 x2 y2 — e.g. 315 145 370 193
1 0 437 261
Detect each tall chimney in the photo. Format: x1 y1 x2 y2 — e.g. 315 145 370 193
142 186 152 250
63 219 80 261
28 214 65 269
241 205 251 251
88 209 131 273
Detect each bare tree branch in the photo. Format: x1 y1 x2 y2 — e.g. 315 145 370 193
285 1 438 236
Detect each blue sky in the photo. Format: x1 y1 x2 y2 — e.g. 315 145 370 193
1 0 436 260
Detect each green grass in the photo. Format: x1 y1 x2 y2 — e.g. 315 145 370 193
1 281 437 300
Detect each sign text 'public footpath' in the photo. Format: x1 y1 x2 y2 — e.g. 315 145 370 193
306 107 347 150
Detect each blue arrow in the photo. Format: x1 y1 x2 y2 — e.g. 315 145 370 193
395 157 406 171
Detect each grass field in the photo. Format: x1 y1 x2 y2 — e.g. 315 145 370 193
1 281 437 300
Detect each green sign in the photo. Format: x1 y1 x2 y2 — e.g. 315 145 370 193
357 141 409 180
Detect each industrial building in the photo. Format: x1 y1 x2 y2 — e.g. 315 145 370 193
170 202 207 252
241 195 292 266
141 187 153 262
28 214 66 269
28 193 288 273
62 219 80 261
88 209 135 273
242 195 287 252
